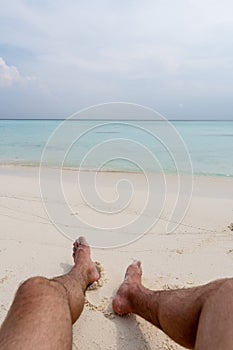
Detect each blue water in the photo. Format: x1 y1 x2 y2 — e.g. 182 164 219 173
0 120 233 177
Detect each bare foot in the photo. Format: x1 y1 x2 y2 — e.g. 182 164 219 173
112 260 142 315
71 236 100 290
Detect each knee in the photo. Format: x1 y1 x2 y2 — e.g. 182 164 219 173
17 276 50 297
209 279 233 306
218 279 233 295
17 277 68 302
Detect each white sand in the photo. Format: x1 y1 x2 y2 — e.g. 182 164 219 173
0 166 232 349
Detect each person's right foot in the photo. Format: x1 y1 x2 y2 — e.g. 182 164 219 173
112 260 142 315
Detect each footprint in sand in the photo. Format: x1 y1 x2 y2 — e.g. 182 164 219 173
85 262 116 319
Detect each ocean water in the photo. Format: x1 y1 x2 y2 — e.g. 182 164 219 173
0 119 233 177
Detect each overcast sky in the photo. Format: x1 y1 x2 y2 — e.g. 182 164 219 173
0 0 233 119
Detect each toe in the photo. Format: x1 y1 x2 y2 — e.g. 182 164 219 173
125 260 142 277
133 260 142 275
77 236 88 246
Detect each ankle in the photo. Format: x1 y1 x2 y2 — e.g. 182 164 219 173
128 282 147 313
113 280 144 315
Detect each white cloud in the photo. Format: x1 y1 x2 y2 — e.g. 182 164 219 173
0 57 21 87
0 57 45 93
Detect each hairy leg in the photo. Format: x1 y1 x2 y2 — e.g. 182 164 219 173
112 261 233 349
195 279 233 349
0 237 99 350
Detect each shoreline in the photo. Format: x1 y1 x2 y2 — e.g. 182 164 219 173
1 163 233 180
1 164 233 204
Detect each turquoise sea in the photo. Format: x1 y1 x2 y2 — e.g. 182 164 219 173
0 120 233 177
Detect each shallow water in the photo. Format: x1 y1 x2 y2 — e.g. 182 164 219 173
0 120 232 177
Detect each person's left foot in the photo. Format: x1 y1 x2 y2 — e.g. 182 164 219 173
71 237 100 289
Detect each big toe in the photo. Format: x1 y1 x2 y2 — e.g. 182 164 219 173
77 236 89 247
125 260 142 280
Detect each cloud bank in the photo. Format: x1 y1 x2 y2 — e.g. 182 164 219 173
1 0 233 119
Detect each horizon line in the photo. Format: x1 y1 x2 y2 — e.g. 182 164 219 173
0 118 233 122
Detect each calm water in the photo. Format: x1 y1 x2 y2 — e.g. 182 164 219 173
0 120 233 177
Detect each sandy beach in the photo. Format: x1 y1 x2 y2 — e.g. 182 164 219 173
0 166 232 349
